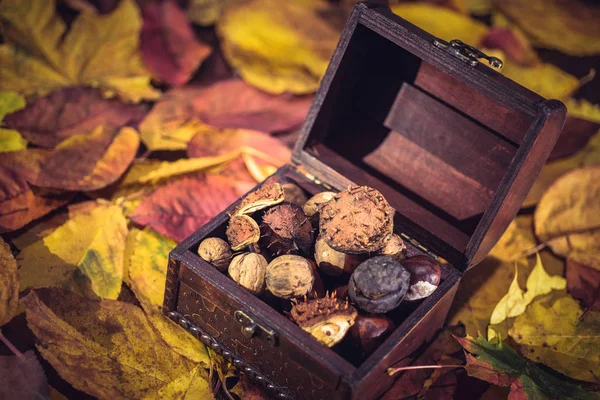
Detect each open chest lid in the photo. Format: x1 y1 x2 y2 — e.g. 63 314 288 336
292 1 566 271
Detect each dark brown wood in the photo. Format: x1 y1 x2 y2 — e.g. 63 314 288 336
292 2 566 269
164 2 566 399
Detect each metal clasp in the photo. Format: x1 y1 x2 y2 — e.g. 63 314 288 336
433 38 503 70
234 310 278 347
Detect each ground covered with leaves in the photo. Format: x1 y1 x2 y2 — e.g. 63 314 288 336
0 0 599 399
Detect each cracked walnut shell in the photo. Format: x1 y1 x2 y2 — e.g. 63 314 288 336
226 215 260 251
320 186 394 254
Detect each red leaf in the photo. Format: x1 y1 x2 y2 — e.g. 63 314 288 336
129 174 247 242
566 259 600 312
140 0 212 85
479 27 539 66
140 79 312 135
548 117 600 161
4 87 146 148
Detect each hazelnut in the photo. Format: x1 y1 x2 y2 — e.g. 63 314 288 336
290 293 357 347
228 253 268 295
260 203 314 257
402 255 441 301
314 235 362 276
348 256 410 313
197 237 232 271
348 314 395 355
234 183 285 215
302 191 335 225
320 186 394 254
226 215 260 251
375 234 407 261
266 255 314 299
282 182 308 205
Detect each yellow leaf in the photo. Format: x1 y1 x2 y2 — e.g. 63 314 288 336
137 152 241 184
498 0 600 57
0 91 26 121
510 294 600 383
128 228 177 313
489 216 537 261
0 129 27 153
523 131 600 208
186 0 230 26
0 238 18 326
0 0 160 102
141 117 207 152
127 228 209 365
391 3 488 46
146 364 213 400
18 203 128 299
490 253 565 325
565 98 600 124
500 61 580 99
535 166 600 269
217 0 340 94
22 288 197 399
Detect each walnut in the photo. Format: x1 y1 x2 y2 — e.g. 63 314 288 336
260 203 314 257
314 234 362 276
289 293 357 347
228 253 268 295
375 234 407 260
320 186 394 254
226 215 260 251
302 191 335 226
197 237 232 271
234 183 284 215
266 255 314 299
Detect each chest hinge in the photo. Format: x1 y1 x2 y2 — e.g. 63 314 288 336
433 38 503 70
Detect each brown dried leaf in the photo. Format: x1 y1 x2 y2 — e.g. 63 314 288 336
498 0 600 56
479 27 539 66
0 350 50 399
567 259 600 313
129 174 245 241
33 126 140 192
139 79 311 151
140 0 212 85
0 149 72 232
217 0 340 94
0 237 18 326
22 288 197 399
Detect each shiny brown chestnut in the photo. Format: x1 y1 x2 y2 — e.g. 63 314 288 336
348 314 395 355
402 255 441 301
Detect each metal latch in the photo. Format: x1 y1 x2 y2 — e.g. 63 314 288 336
234 310 278 347
433 38 503 70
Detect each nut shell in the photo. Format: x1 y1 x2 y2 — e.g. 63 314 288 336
348 256 410 313
375 234 407 261
314 235 362 276
303 191 335 225
320 186 394 254
266 255 314 299
282 182 308 205
226 215 260 251
290 294 357 347
228 253 268 295
260 203 314 257
402 255 441 301
197 237 232 271
234 183 284 215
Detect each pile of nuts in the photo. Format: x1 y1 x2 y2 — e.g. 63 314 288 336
197 181 441 359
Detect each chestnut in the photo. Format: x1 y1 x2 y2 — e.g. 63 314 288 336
402 255 441 301
348 314 395 355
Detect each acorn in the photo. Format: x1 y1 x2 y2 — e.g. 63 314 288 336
320 186 394 254
260 203 314 257
290 293 358 347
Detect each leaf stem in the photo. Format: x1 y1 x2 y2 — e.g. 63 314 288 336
0 331 25 360
387 364 464 376
512 243 546 261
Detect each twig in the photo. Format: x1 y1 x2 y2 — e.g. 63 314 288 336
387 364 464 376
511 243 547 261
0 331 25 360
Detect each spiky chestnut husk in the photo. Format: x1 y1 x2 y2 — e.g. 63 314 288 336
226 215 260 251
320 186 394 254
234 183 284 215
290 293 357 347
402 255 441 301
349 256 410 313
260 203 314 257
198 237 232 271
